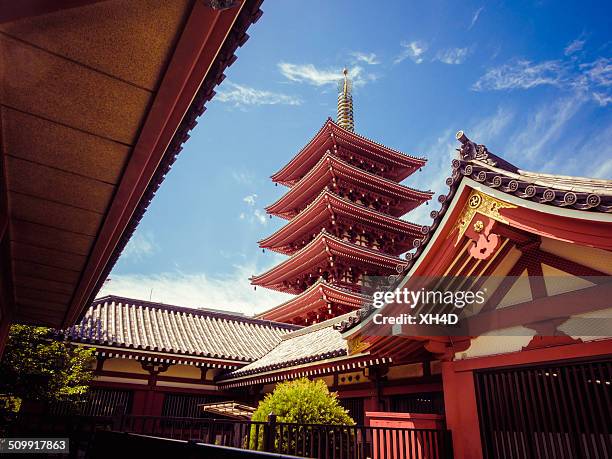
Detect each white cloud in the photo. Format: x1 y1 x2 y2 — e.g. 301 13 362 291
217 82 301 107
278 62 375 87
468 7 484 30
350 51 380 65
564 37 586 56
99 262 293 316
580 57 612 88
473 54 612 106
231 170 254 185
473 59 566 91
240 195 267 225
592 92 612 106
254 209 267 225
394 41 427 64
122 231 157 261
435 47 470 65
509 94 585 163
243 194 257 206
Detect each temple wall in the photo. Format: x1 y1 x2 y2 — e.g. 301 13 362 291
101 358 149 374
163 364 201 379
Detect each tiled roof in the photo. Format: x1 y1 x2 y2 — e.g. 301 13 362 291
453 131 612 212
64 295 298 362
223 316 350 379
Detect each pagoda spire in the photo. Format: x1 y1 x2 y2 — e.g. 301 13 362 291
337 68 354 132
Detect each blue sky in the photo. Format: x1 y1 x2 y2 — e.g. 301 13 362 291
100 0 612 314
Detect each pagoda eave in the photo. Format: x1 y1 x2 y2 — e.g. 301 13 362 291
256 280 369 323
265 152 433 220
251 231 407 293
271 119 427 186
259 190 428 255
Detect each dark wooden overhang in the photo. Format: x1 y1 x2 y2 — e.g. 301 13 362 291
0 0 263 327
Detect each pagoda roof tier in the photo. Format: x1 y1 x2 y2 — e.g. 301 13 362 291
266 152 433 219
251 230 407 293
271 119 427 186
256 280 370 323
259 190 427 255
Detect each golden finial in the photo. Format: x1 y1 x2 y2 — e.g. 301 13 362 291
337 68 354 132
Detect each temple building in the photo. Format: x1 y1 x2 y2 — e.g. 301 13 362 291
253 69 433 324
54 69 611 458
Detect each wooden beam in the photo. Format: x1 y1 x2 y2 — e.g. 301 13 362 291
465 282 612 336
62 2 246 327
0 0 108 24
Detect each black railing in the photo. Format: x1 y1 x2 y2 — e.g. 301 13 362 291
89 431 306 459
8 413 453 459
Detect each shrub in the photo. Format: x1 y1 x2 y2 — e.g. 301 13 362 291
249 378 354 451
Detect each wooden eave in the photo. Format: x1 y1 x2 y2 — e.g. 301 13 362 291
270 119 427 186
0 0 264 328
256 280 369 322
259 189 427 255
265 152 433 219
251 230 408 293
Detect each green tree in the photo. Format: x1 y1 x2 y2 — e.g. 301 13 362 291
0 325 95 417
250 378 354 452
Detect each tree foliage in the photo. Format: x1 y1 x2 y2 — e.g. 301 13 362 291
252 378 354 425
0 325 95 412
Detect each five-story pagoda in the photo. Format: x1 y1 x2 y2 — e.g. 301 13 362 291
253 69 433 325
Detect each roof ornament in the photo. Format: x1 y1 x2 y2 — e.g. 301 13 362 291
337 68 355 132
203 0 240 10
456 130 497 167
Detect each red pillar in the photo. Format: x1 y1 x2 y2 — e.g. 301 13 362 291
441 361 483 459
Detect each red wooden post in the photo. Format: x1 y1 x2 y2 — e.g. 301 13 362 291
441 361 483 459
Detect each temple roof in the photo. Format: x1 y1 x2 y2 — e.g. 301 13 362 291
271 119 427 186
251 230 408 293
335 131 612 334
453 132 612 212
63 295 298 363
266 152 433 219
259 189 427 255
256 279 370 323
221 318 349 379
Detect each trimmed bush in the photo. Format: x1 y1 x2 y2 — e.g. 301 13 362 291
249 378 354 451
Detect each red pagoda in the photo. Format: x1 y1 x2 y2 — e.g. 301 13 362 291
253 69 433 324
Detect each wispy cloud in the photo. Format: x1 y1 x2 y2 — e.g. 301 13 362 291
394 41 428 64
564 37 586 56
217 82 301 107
350 51 380 65
278 63 376 87
99 262 292 316
243 194 257 206
473 59 566 90
468 7 484 30
122 231 158 261
240 194 267 225
435 47 470 65
231 170 255 185
473 53 612 106
509 94 586 163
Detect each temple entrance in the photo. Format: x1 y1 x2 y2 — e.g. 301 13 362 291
475 358 611 459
